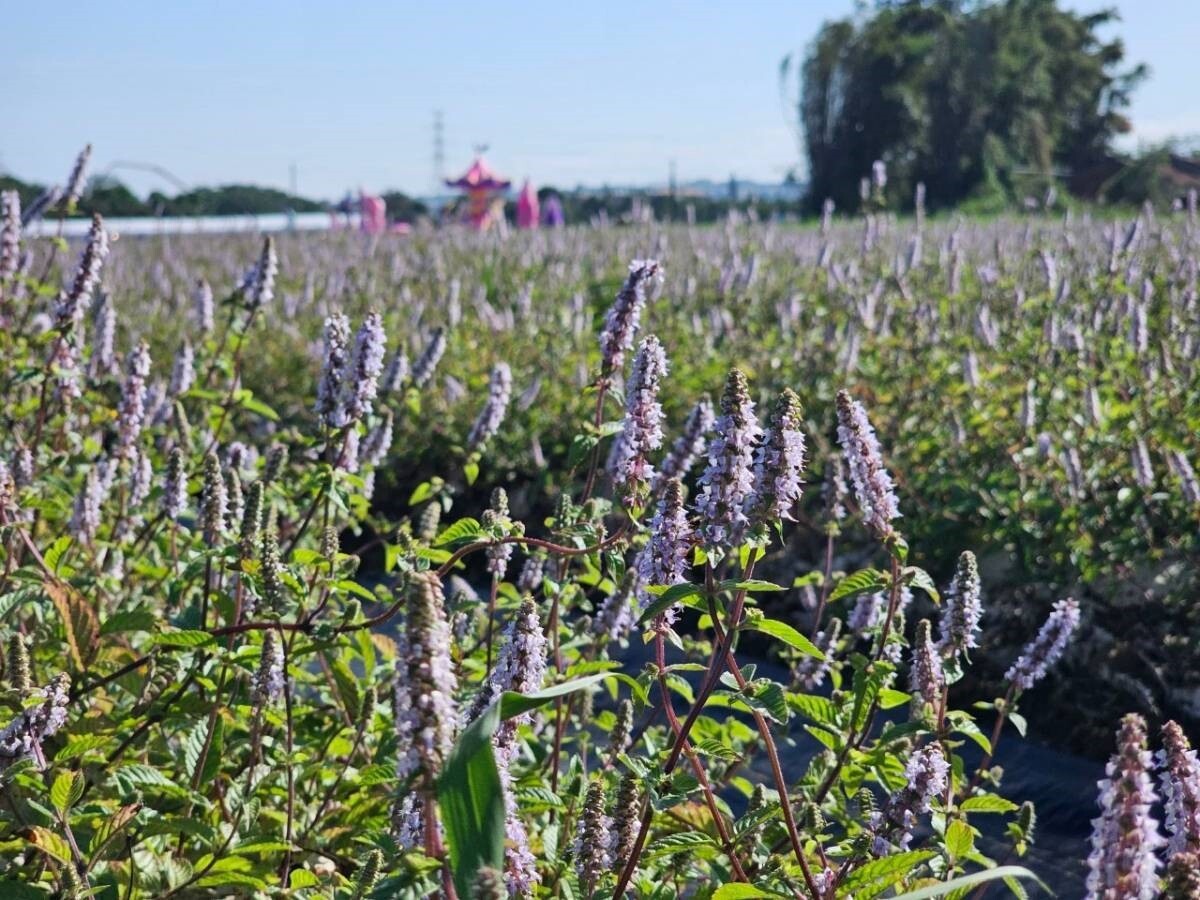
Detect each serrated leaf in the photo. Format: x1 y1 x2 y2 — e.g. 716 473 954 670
890 866 1044 900
636 583 702 625
24 826 72 864
46 578 99 671
829 568 889 604
433 517 482 548
946 819 975 858
49 771 82 816
741 617 824 660
88 803 141 863
841 850 936 897
961 795 1019 814
712 886 788 899
150 629 215 649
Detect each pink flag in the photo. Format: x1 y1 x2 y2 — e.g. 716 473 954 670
516 180 539 230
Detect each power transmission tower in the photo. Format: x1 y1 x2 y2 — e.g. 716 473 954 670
433 110 445 194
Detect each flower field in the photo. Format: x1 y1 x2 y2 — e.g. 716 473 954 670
1 156 1199 898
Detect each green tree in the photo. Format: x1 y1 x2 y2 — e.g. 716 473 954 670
794 0 1145 211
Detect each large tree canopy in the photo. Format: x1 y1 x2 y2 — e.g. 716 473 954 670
793 0 1146 211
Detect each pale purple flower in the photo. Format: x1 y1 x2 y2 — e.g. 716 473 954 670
0 190 20 282
599 259 661 376
21 185 62 227
637 480 695 628
193 278 214 334
871 745 948 853
251 629 285 708
243 237 277 308
910 619 944 711
394 572 458 783
937 551 982 658
381 350 409 394
0 674 70 771
70 466 106 541
747 388 806 529
333 312 386 427
56 214 108 327
794 618 841 690
163 446 187 522
466 361 513 452
467 597 547 762
1085 714 1163 899
484 489 515 579
169 340 195 397
1159 720 1200 858
361 409 394 468
848 592 884 636
836 390 901 538
63 144 92 208
115 341 151 458
315 312 351 427
609 335 668 504
1168 450 1200 505
695 369 761 554
1005 598 1080 692
88 293 116 378
595 567 640 642
1131 438 1154 489
411 327 446 388
652 395 714 493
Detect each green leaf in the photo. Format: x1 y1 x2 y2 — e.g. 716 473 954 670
408 481 435 505
741 617 824 660
100 609 157 635
88 803 141 863
50 772 82 816
433 517 482 548
636 583 703 625
24 826 73 864
150 629 215 649
437 702 506 897
841 850 936 898
1008 712 1028 737
722 579 787 592
712 885 789 899
889 866 1044 900
945 819 975 858
903 566 941 604
961 795 1019 814
498 672 618 719
829 568 889 604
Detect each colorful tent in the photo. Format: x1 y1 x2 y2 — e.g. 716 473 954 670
445 156 511 230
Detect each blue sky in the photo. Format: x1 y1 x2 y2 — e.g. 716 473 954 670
3 1 1196 200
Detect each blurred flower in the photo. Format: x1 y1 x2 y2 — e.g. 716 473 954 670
1005 598 1080 692
599 259 661 376
466 361 513 452
836 390 901 539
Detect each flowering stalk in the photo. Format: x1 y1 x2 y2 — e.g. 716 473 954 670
746 387 806 532
466 361 513 453
608 335 668 506
937 550 982 659
835 389 901 539
636 479 694 629
694 369 761 555
1085 713 1162 899
652 395 714 494
599 260 661 377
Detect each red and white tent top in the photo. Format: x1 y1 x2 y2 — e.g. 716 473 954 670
445 156 511 191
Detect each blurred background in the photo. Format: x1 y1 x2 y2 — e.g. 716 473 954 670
3 0 1199 228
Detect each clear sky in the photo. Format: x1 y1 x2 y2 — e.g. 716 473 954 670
2 1 1196 200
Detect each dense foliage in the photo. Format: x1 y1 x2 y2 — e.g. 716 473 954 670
0 150 1198 898
792 0 1146 211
